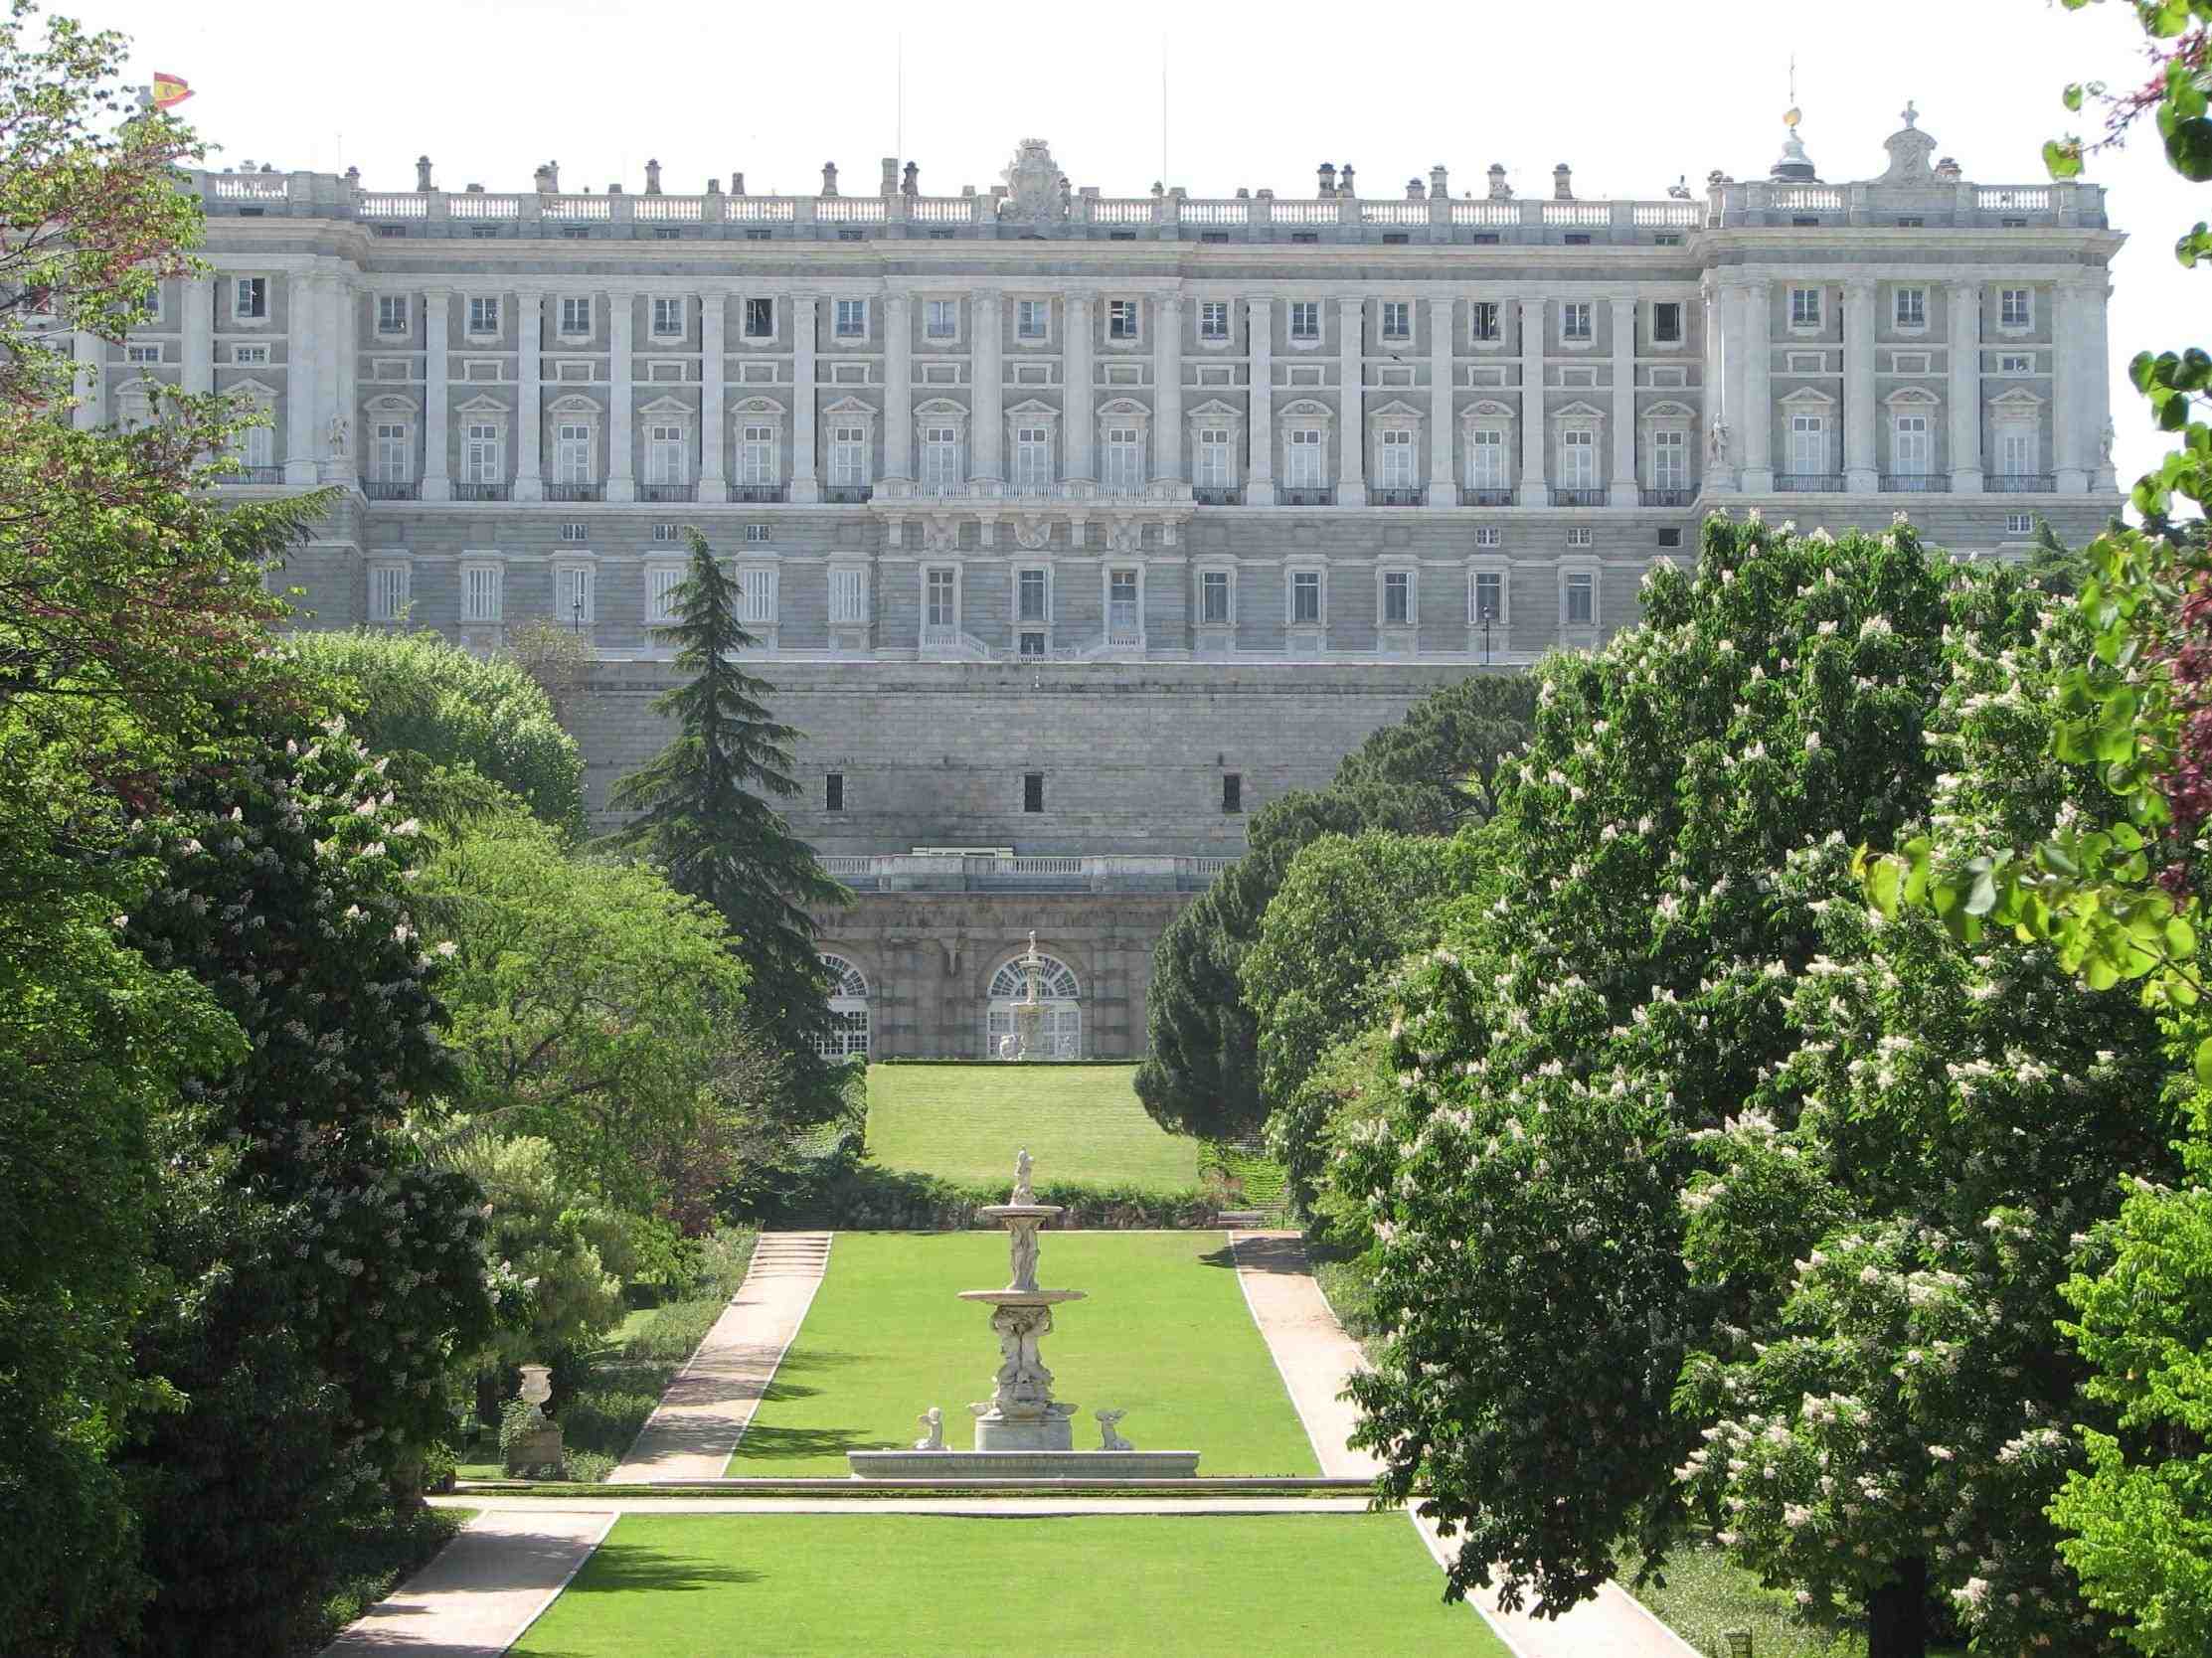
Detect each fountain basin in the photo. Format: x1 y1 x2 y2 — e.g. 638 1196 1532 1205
956 1288 1088 1308
848 1449 1202 1481
974 1204 1062 1224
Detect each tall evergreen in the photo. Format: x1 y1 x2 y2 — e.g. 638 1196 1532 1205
608 531 849 1107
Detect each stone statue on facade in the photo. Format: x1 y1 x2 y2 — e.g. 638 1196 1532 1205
327 414 349 457
2101 418 2117 466
915 1407 944 1450
1708 419 1730 465
998 139 1070 225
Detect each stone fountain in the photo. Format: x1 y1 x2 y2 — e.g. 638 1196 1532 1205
847 1150 1201 1480
997 930 1048 1061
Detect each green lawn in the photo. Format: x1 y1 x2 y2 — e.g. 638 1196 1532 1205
511 1513 1511 1657
865 1064 1201 1191
726 1231 1318 1477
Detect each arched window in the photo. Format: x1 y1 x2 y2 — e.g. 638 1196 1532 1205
984 952 1081 1060
816 953 870 1059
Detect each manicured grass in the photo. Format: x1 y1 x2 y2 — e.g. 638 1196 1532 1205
726 1231 1318 1477
865 1063 1201 1191
511 1513 1510 1657
1624 1545 1967 1658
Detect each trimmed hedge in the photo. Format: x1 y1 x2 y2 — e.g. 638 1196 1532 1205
751 1163 1224 1231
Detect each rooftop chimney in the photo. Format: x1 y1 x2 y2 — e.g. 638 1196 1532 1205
644 158 662 195
1317 161 1336 196
1553 163 1574 200
1338 162 1356 196
731 171 746 196
821 160 838 197
1406 177 1425 201
706 177 721 194
416 155 433 192
881 156 899 194
1430 163 1448 199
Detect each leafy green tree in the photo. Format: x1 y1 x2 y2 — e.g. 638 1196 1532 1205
1135 673 1534 1138
607 531 849 1116
415 806 750 1210
287 628 586 837
1239 830 1454 1206
450 1135 642 1367
1335 517 2163 1658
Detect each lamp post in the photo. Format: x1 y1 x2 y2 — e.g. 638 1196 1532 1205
571 589 585 635
1479 604 1495 666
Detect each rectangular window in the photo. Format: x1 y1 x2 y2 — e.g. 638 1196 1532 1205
644 422 688 486
139 286 161 323
1017 568 1049 624
1288 300 1320 342
829 566 867 623
921 424 962 489
1285 427 1325 488
125 343 160 364
234 277 266 319
1195 427 1233 488
1290 569 1322 624
1201 569 1232 624
467 295 499 334
1999 430 2036 476
834 298 866 338
462 422 502 484
1107 299 1140 340
1471 570 1502 621
825 772 845 813
377 295 408 334
1789 286 1822 329
739 423 775 485
1380 300 1411 342
1014 425 1052 488
1377 427 1418 488
1561 427 1598 489
1382 570 1412 625
1561 302 1592 343
371 421 411 484
1022 772 1045 813
1107 569 1140 639
368 564 410 622
559 296 591 335
1566 527 1594 548
926 567 957 628
1016 298 1048 340
2000 288 2032 329
461 563 503 622
651 297 683 337
1470 301 1501 343
925 298 957 339
1474 526 1502 549
1651 427 1688 490
554 421 594 485
735 567 776 627
1467 428 1508 490
555 564 594 625
1893 414 1932 475
2006 512 2034 536
653 522 680 542
1651 301 1683 344
1564 572 1594 623
829 424 869 487
1894 287 1927 329
745 522 770 543
1103 425 1144 492
646 565 684 623
1198 300 1229 341
561 522 587 543
234 344 269 365
744 297 774 338
1789 414 1826 477
2000 353 2033 375
1020 630 1046 659
1222 773 1242 814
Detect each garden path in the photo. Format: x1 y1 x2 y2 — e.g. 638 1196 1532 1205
319 1507 613 1658
1228 1231 1699 1658
606 1231 831 1482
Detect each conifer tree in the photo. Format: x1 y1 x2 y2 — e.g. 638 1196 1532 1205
609 530 849 1111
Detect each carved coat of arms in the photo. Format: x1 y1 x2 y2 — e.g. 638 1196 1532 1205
999 139 1068 225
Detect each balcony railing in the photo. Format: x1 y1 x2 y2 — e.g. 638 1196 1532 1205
1460 486 1515 507
1192 486 1241 506
821 852 1239 895
823 484 874 503
1552 487 1607 508
362 479 418 500
1775 473 1845 492
640 481 696 503
1371 487 1426 507
1881 473 1951 493
1988 473 2057 493
732 483 787 503
546 482 601 502
222 465 284 485
453 481 510 501
1640 486 1693 507
1279 487 1335 506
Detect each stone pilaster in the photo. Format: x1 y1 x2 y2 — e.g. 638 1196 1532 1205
1245 295 1275 505
284 276 319 482
2054 279 2090 493
1517 297 1546 505
1609 296 1637 506
1336 296 1365 506
1427 296 1454 501
1843 278 1877 492
1741 279 1774 493
884 292 912 482
422 286 451 500
973 292 1003 483
182 277 213 397
1948 281 1982 494
790 294 819 502
1065 295 1094 483
513 289 543 501
699 290 727 501
1153 293 1182 484
607 291 634 501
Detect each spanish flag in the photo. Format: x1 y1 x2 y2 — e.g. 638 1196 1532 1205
149 73 192 110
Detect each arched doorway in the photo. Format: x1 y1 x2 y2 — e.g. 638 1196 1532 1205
815 953 871 1059
984 951 1081 1060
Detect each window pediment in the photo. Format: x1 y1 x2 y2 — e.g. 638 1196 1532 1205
1779 386 1836 408
1279 398 1333 424
1883 386 1941 408
731 397 787 424
1368 399 1423 424
1641 400 1696 423
547 393 600 418
1186 398 1243 425
1552 400 1606 423
822 396 879 420
455 394 510 419
1463 399 1514 422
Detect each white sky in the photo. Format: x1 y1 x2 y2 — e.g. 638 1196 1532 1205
74 0 2211 498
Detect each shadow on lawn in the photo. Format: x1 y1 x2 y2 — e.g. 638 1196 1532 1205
730 1422 902 1460
1199 1236 1308 1275
567 1541 763 1596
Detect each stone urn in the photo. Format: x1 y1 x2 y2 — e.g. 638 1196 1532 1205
505 1363 565 1476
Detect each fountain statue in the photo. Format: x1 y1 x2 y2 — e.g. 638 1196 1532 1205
846 1150 1200 1479
1003 931 1046 1061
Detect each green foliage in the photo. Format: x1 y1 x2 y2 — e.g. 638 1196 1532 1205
416 805 749 1211
606 532 850 1118
286 629 586 837
1241 830 1454 1206
1135 673 1535 1138
1338 515 2160 1657
748 1160 1220 1232
452 1135 642 1367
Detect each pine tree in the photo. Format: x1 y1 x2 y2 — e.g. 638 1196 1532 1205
608 531 849 1107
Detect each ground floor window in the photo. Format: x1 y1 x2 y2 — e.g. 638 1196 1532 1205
815 953 871 1059
984 952 1081 1059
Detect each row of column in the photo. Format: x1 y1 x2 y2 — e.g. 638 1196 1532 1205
1707 275 2114 494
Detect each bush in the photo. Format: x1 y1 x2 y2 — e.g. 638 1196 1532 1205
419 1443 457 1496
690 1226 758 1301
562 1450 616 1484
556 1388 663 1461
622 1299 723 1367
747 1163 1222 1231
